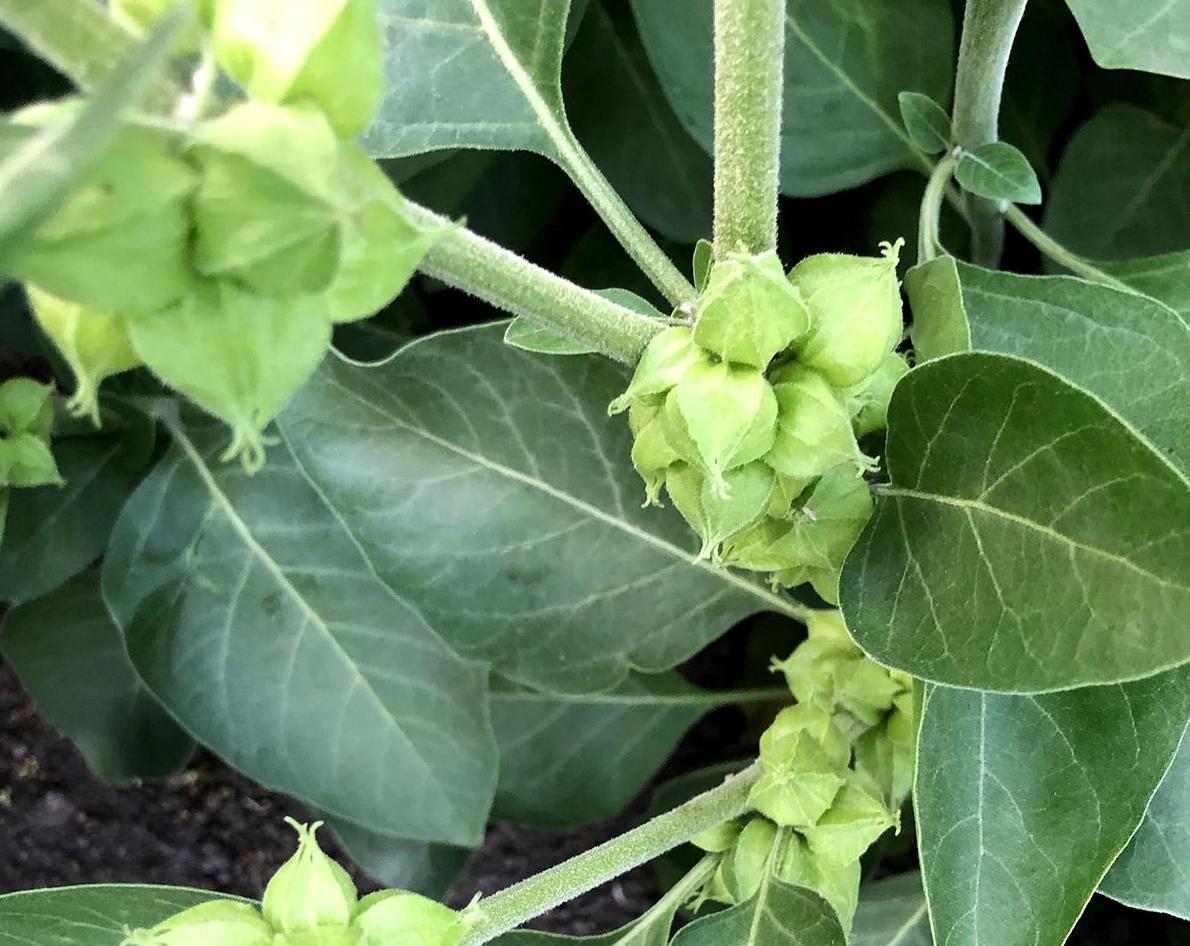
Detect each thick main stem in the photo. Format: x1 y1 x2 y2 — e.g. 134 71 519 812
405 203 663 364
951 0 1029 267
712 0 785 258
458 765 761 946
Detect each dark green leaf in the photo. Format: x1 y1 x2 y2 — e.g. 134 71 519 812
277 323 798 693
504 318 598 355
852 873 929 946
841 353 1190 692
1100 251 1190 319
670 873 846 946
564 0 713 244
630 0 954 196
916 670 1190 946
955 142 1041 204
1100 729 1190 919
1063 0 1190 78
1046 105 1190 260
0 886 238 945
897 92 950 154
103 416 498 846
325 818 471 897
1 571 193 784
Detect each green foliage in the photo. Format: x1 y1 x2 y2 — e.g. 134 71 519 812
1063 0 1190 78
897 92 951 155
954 141 1042 204
670 872 845 946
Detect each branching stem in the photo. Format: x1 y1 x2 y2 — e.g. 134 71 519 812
1002 205 1133 291
919 151 960 263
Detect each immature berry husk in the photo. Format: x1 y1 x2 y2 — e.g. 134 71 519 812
353 890 464 946
262 819 357 933
120 900 272 946
776 833 861 928
749 704 850 828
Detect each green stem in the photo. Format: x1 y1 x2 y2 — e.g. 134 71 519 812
1002 205 1133 291
950 0 1029 267
918 151 959 263
712 0 786 258
458 764 762 946
0 0 181 110
405 202 663 364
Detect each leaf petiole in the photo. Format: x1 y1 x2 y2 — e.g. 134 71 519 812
1001 205 1134 292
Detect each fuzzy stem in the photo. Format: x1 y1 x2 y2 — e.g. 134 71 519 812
951 0 1029 266
918 151 960 263
458 765 761 946
1002 205 1133 291
712 0 785 258
405 203 664 364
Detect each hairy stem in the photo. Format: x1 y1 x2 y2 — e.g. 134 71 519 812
1002 205 1133 291
405 203 664 364
458 765 761 946
951 0 1029 266
712 0 786 258
918 152 960 263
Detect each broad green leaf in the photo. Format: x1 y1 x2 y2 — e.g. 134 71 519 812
630 0 954 196
906 261 1190 476
1063 0 1190 78
1046 105 1190 261
1100 250 1190 319
0 571 194 784
0 425 148 604
670 873 846 946
325 818 471 897
491 674 782 828
1099 728 1190 918
102 415 498 846
277 323 799 693
505 318 598 355
916 670 1190 946
897 92 950 155
954 142 1041 204
0 885 238 945
852 873 929 946
840 353 1190 692
563 0 712 243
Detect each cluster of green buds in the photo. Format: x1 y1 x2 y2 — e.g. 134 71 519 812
610 244 908 602
3 0 445 471
693 610 913 928
121 820 463 946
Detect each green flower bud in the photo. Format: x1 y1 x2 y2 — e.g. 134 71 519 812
766 364 871 481
760 704 851 770
720 817 778 903
665 461 774 560
771 637 859 711
353 890 463 946
776 834 860 928
276 932 361 946
190 103 345 295
801 778 896 867
127 280 332 473
6 110 195 315
211 0 384 138
751 705 850 829
843 351 909 438
718 516 789 572
692 251 810 367
691 818 744 853
765 473 811 520
855 690 915 807
25 285 141 426
121 900 272 946
0 379 60 489
789 240 905 388
608 327 706 416
833 659 902 728
674 361 771 494
631 408 680 507
263 819 357 933
659 383 778 474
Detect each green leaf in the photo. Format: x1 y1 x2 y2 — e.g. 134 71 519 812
1063 0 1190 78
897 92 950 154
954 142 1041 204
840 353 1190 692
563 0 712 244
1099 728 1190 918
277 323 798 693
630 0 954 196
324 819 471 897
1099 251 1190 320
1046 105 1190 261
491 673 779 828
0 886 240 946
670 873 846 946
852 873 929 946
504 318 598 355
916 670 1190 946
0 424 148 604
102 414 498 846
1 571 194 784
905 261 1190 476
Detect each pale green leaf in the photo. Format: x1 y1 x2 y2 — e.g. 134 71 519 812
954 142 1041 204
504 317 597 355
1100 251 1190 320
630 0 954 196
840 353 1190 692
0 571 194 784
916 670 1190 946
277 323 798 693
1064 0 1190 78
670 873 846 946
897 92 950 155
102 414 498 846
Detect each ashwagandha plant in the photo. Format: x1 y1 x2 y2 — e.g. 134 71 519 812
0 0 1187 944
